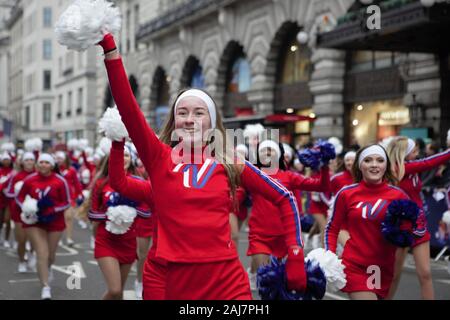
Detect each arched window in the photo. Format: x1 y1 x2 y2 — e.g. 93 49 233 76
228 56 251 93
190 65 205 89
280 39 311 84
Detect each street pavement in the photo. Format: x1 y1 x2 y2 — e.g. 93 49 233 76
0 221 449 300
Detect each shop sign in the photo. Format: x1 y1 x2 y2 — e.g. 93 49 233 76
378 109 409 126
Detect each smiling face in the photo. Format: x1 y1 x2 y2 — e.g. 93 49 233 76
37 161 53 176
360 154 387 184
174 96 212 146
23 159 36 171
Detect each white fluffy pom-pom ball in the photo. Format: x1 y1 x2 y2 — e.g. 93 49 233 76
1 142 15 153
77 139 89 151
67 139 79 151
98 106 129 141
306 248 347 292
24 138 43 152
55 0 122 52
21 211 39 225
328 137 343 155
99 137 112 156
105 205 136 234
21 195 39 225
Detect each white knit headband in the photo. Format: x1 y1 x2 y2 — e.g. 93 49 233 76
174 89 216 129
258 140 281 159
406 138 416 158
358 145 387 168
344 151 356 160
38 153 55 167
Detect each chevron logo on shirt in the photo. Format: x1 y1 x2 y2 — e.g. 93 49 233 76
356 199 388 220
173 159 218 189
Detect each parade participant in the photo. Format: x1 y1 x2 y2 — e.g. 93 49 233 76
97 33 309 299
386 137 450 300
107 140 156 299
87 147 149 300
55 151 83 247
4 152 36 272
329 150 357 247
0 152 14 248
16 153 71 299
325 144 410 299
247 140 330 292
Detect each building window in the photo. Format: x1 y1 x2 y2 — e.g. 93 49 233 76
43 7 52 28
190 65 205 89
43 39 52 60
228 56 251 93
43 103 51 124
57 95 63 119
134 4 140 50
25 106 30 129
67 91 72 117
43 70 51 90
59 57 63 76
76 130 83 139
77 88 83 115
349 51 403 72
281 40 312 84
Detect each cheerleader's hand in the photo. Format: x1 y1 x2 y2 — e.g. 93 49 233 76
98 33 117 54
285 246 307 293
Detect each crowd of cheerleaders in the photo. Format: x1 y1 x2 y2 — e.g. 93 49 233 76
0 36 450 300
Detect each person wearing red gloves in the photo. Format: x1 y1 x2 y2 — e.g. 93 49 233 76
96 33 308 299
387 137 450 300
247 140 330 292
325 144 410 299
16 153 71 300
4 152 36 273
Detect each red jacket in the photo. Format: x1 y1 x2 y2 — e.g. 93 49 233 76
325 181 409 267
249 167 330 236
330 170 354 195
0 167 14 209
59 165 83 202
16 172 71 218
105 57 305 263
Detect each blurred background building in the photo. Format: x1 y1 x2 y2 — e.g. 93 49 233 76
1 0 449 148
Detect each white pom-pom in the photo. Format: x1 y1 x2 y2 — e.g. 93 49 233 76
244 123 265 139
99 137 112 156
98 106 129 141
81 169 91 184
442 210 450 228
82 189 90 199
55 0 122 52
85 147 94 156
21 195 39 225
328 137 343 155
1 142 15 153
77 139 89 151
14 181 24 195
24 138 43 152
105 205 136 234
67 139 79 151
306 248 347 292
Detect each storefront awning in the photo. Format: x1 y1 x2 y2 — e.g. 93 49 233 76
265 114 316 123
317 1 450 53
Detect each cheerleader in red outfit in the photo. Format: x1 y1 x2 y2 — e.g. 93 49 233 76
4 152 36 273
16 153 71 300
325 145 409 299
247 140 330 289
87 147 149 300
387 137 450 299
55 151 83 246
107 140 162 300
0 152 14 248
330 151 356 248
98 34 309 299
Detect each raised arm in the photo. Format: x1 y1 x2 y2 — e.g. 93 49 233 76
324 189 348 253
109 140 153 208
99 34 168 171
289 165 330 192
405 149 450 175
54 175 71 213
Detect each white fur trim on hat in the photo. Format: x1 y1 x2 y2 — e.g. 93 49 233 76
405 138 416 158
258 140 281 159
344 151 356 161
0 152 11 161
55 151 67 161
38 153 55 167
174 89 216 129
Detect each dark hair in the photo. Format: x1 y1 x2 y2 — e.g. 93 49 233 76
256 141 286 171
427 141 440 155
351 144 397 184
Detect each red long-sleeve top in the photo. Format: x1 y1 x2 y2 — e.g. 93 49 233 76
0 167 14 209
249 168 330 237
325 181 409 267
4 169 35 218
399 149 450 236
105 57 305 263
59 165 83 203
16 172 71 219
330 170 354 195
